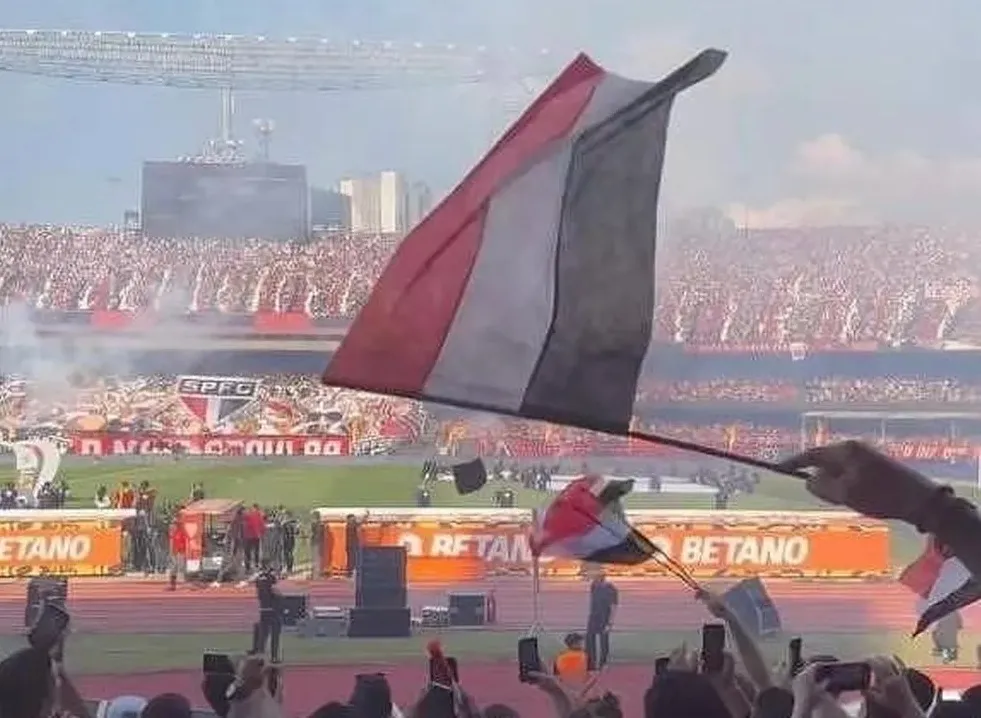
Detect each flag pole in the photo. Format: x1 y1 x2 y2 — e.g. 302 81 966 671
530 508 543 636
531 553 542 636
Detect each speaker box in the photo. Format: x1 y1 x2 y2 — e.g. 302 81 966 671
347 607 412 638
356 546 408 609
355 584 407 609
448 592 487 627
357 547 407 587
280 594 308 627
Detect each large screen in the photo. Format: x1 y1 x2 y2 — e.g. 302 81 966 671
141 161 309 240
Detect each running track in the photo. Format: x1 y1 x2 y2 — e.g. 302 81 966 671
4 576 981 633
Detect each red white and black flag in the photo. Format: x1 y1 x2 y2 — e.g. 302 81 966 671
322 50 726 435
530 475 655 564
900 536 981 635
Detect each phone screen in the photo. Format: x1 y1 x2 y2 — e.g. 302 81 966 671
815 662 871 692
517 637 541 683
701 623 726 673
28 603 70 651
203 652 236 675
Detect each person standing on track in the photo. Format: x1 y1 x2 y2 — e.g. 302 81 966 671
585 566 618 671
254 561 283 663
243 504 266 575
167 519 189 591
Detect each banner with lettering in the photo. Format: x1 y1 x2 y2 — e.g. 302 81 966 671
0 513 131 578
69 433 351 457
314 508 891 581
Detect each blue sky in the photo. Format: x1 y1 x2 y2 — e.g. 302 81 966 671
1 0 980 225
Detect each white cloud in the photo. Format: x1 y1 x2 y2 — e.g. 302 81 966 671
725 197 875 229
730 134 981 226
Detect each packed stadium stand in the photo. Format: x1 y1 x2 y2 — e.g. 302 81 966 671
1 224 980 348
4 223 981 477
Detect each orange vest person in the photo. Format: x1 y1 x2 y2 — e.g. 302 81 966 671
553 633 589 683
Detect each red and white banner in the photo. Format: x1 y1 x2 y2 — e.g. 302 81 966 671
69 433 350 457
884 441 977 462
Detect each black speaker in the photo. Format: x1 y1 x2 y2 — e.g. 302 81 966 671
280 594 308 627
357 547 407 585
449 592 487 627
347 607 412 638
356 546 407 609
355 584 408 609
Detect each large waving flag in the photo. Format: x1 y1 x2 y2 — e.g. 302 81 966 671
900 536 981 635
530 475 655 564
322 49 726 435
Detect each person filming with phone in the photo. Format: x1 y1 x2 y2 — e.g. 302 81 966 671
585 566 617 671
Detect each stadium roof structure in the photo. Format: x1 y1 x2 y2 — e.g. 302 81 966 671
0 29 559 91
802 410 981 420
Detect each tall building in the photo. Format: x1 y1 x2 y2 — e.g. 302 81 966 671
338 176 381 233
378 171 406 234
339 171 415 234
309 187 351 230
407 181 434 229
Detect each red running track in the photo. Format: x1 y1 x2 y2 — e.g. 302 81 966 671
0 577 976 634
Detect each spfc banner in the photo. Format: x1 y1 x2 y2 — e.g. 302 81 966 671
176 376 260 429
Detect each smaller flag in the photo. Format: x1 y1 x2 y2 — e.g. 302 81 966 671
900 537 981 636
530 475 654 564
720 578 782 638
451 459 488 495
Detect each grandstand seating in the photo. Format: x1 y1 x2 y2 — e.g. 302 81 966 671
3 374 981 464
2 224 981 348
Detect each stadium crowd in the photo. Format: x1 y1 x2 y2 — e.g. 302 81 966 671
643 378 981 405
2 224 981 348
4 442 981 717
4 374 981 462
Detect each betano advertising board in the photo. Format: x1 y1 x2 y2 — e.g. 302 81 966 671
0 510 135 578
314 508 891 581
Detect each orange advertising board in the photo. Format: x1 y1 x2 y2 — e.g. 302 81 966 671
0 516 129 578
316 509 890 581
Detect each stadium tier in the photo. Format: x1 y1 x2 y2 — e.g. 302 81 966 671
1 224 980 350
2 375 981 476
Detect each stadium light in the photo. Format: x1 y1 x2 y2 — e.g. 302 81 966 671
0 30 558 91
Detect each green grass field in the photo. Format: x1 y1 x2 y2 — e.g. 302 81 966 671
0 457 947 568
0 628 963 675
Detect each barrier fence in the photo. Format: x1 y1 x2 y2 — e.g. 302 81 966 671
0 507 891 580
312 508 892 581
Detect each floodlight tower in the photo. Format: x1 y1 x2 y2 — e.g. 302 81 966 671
0 30 558 157
253 119 275 163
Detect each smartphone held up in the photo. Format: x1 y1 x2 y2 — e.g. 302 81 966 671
701 623 726 673
518 636 542 683
815 662 872 693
